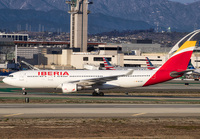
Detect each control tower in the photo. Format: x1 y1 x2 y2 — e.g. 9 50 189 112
66 0 93 52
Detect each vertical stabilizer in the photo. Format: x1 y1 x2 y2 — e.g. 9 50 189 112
103 57 116 70
144 41 197 86
146 57 155 70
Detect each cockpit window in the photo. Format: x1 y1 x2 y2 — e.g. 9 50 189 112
9 75 14 77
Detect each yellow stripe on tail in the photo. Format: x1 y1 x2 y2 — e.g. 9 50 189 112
174 41 196 55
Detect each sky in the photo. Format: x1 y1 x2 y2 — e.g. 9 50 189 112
169 0 200 4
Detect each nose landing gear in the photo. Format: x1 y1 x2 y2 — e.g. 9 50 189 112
22 88 27 95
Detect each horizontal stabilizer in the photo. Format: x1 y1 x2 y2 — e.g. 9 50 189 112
170 70 194 78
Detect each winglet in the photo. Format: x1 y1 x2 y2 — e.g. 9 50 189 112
125 69 134 76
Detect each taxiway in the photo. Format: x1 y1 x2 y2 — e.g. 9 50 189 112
0 80 200 118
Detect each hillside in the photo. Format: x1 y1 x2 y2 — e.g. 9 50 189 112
0 0 199 33
0 9 151 34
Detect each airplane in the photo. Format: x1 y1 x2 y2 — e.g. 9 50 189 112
3 41 197 96
185 59 200 76
146 57 156 70
103 57 116 70
187 59 195 70
103 57 155 70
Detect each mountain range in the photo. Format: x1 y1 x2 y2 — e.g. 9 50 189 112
169 0 200 4
0 0 200 33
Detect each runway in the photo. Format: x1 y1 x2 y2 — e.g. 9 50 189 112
0 104 200 118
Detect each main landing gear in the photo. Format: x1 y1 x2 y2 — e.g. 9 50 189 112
92 88 104 96
22 88 27 95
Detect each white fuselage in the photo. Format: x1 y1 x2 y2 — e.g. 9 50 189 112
3 70 157 89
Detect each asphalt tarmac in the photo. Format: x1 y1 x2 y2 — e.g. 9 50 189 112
0 104 200 118
1 79 200 100
0 80 200 118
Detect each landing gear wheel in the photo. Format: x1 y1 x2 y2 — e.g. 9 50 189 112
92 92 98 96
99 92 104 96
22 92 27 95
92 88 104 96
22 88 27 95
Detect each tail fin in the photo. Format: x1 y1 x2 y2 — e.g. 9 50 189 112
146 57 155 70
187 59 195 69
103 57 116 70
144 41 196 86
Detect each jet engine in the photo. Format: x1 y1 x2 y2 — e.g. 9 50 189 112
62 83 82 93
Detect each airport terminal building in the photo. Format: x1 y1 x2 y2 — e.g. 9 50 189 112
0 0 199 70
0 34 199 70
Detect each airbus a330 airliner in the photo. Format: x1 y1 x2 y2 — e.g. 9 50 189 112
3 41 197 96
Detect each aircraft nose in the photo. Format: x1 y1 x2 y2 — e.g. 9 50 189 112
2 77 8 84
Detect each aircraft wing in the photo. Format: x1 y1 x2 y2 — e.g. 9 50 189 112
68 70 134 86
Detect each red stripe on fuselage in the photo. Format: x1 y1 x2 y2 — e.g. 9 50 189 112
143 51 193 86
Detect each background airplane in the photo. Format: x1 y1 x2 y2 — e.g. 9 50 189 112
185 59 200 77
103 57 156 70
146 57 156 70
103 57 116 70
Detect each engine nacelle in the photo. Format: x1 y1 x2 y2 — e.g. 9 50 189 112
62 83 78 93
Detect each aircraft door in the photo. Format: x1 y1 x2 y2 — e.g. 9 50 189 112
19 73 26 81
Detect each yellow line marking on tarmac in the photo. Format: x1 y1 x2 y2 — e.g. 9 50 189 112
132 113 146 117
3 113 24 117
